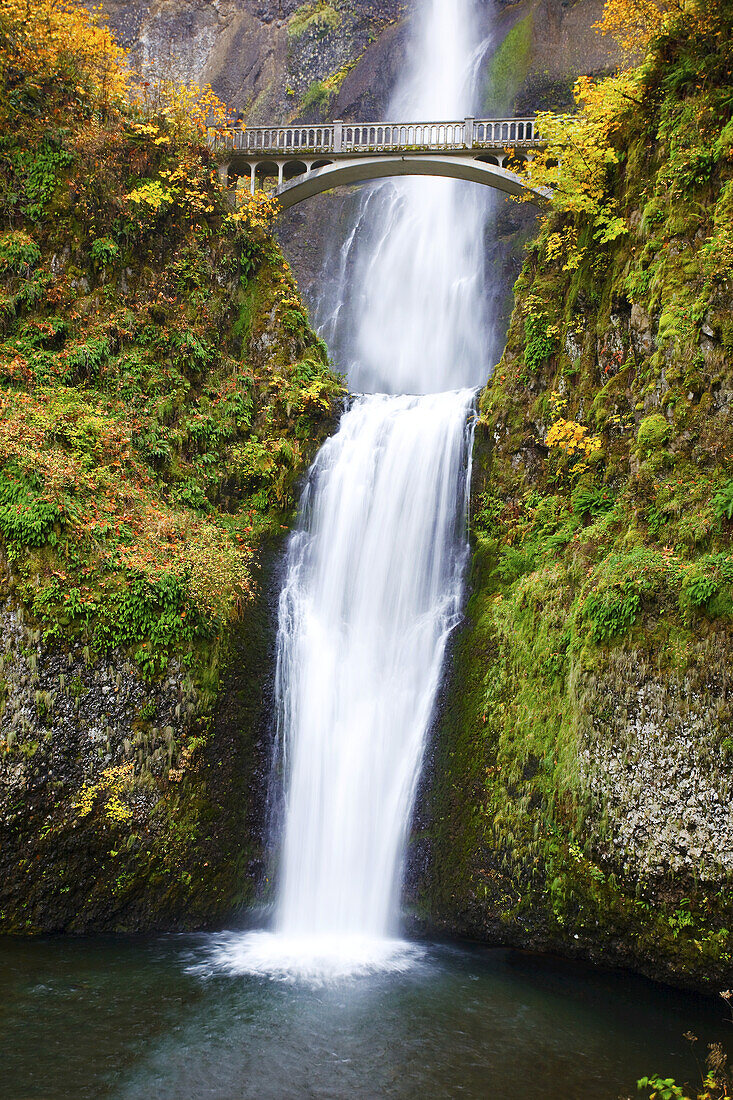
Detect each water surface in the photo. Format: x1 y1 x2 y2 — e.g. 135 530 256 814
2 935 727 1099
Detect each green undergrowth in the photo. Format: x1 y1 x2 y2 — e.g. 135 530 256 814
420 1 733 989
0 0 343 933
288 3 342 42
0 80 341 694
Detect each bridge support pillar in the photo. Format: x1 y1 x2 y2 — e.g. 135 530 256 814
250 163 256 194
278 162 284 188
217 161 230 186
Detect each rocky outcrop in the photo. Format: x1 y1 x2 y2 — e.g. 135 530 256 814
579 646 733 884
103 0 406 122
0 551 279 933
409 5 733 992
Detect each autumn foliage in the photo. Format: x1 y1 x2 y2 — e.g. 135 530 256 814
0 0 339 679
519 0 733 273
0 0 129 122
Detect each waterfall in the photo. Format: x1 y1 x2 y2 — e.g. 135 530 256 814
275 391 474 940
318 0 493 394
227 0 492 979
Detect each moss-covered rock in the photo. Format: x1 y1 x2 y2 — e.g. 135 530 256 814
0 0 342 932
412 2 733 992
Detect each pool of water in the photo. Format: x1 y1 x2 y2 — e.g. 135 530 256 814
2 933 728 1099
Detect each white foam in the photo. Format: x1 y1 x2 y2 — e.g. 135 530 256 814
191 931 424 984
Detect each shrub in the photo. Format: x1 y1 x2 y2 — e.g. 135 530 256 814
0 470 60 548
94 571 205 677
572 485 615 518
90 237 119 267
524 310 557 372
300 81 330 116
580 548 671 642
288 3 342 40
0 231 41 274
11 142 74 221
681 554 733 610
583 586 642 641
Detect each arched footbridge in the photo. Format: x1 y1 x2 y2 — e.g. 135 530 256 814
211 117 548 209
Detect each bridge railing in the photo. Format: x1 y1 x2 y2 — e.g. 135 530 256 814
214 117 540 156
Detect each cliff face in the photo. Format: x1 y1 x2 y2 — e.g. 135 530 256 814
0 3 341 932
102 0 406 123
412 2 733 991
101 0 621 123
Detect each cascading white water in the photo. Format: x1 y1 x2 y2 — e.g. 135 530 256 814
276 390 474 938
225 0 492 979
320 0 493 395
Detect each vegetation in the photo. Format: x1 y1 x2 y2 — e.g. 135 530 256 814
0 0 341 686
0 0 342 931
635 1003 733 1099
482 14 533 115
288 3 342 42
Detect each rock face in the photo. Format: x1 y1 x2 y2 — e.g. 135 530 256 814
579 647 733 884
407 6 733 992
103 0 406 123
0 556 279 933
0 589 197 931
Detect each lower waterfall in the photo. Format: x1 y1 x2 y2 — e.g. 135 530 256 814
277 390 474 939
218 0 489 979
222 391 475 978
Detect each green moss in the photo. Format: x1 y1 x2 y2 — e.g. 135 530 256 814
418 4 733 989
300 80 330 118
483 15 533 115
288 2 342 41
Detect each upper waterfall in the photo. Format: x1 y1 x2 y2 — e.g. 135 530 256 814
325 0 493 396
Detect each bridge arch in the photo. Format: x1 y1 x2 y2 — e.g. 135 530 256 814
270 154 547 211
283 159 309 181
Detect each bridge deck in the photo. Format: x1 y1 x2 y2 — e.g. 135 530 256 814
213 117 540 159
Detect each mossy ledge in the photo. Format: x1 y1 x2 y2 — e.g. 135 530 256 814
411 5 733 992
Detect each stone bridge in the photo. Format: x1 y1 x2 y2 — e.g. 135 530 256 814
212 117 547 208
